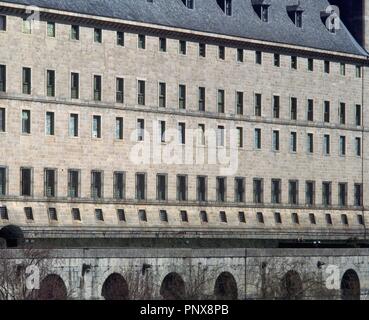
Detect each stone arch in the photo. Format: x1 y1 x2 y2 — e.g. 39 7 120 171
0 225 24 248
37 274 68 300
280 270 303 300
160 272 186 300
341 269 360 300
214 272 238 300
101 273 129 300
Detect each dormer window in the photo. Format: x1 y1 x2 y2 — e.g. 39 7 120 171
182 0 194 9
217 0 232 16
295 11 302 27
261 5 269 22
321 8 340 34
252 1 271 22
287 5 304 28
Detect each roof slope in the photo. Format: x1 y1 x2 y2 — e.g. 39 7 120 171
1 0 367 56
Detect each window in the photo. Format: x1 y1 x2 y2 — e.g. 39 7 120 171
340 63 346 76
136 173 146 200
216 177 226 202
309 213 316 225
356 66 362 78
159 37 166 52
289 180 298 205
338 183 347 207
235 177 245 203
114 172 125 200
272 131 280 152
71 73 79 99
199 87 206 111
341 214 349 226
257 212 264 224
324 101 330 123
324 61 330 74
291 56 297 69
199 43 206 57
157 174 167 201
0 108 5 132
91 171 103 199
137 119 145 142
322 182 332 206
68 170 80 198
159 82 166 108
116 78 124 103
138 34 146 49
115 117 123 140
238 212 246 223
197 176 207 202
93 75 102 101
20 168 32 196
273 96 280 119
45 112 55 136
180 210 188 223
236 91 243 115
225 0 232 15
179 85 186 109
290 132 297 153
72 208 81 221
179 40 186 55
138 80 145 105
290 97 297 120
117 209 126 222
47 21 55 37
292 213 300 225
217 89 225 113
237 127 243 148
117 31 124 46
253 179 263 204
356 137 362 157
261 5 269 22
177 175 188 201
198 124 206 146
305 181 315 206
271 179 281 204
69 114 79 137
0 15 6 31
95 209 104 222
22 18 31 34
323 135 330 155
326 214 333 225
354 184 363 207
255 51 262 64
339 103 346 125
274 54 280 67
255 93 262 116
254 128 261 149
44 169 56 198
220 211 227 223
0 65 5 92
22 110 31 134
24 207 34 221
71 25 79 40
308 58 314 71
218 46 225 60
0 167 7 196
339 136 346 156
0 206 8 220
46 70 55 97
22 67 31 94
92 115 102 139
356 105 362 126
358 215 364 225
307 99 314 121
275 212 282 224
160 210 168 223
307 133 314 153
200 211 208 223
178 122 186 144
217 125 225 147
138 210 147 222
237 49 243 62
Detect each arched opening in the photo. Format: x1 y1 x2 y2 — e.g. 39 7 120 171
281 271 303 300
37 274 67 300
160 273 186 300
0 225 24 248
101 273 129 300
214 272 238 300
341 269 360 300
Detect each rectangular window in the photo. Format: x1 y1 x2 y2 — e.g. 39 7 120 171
272 130 280 151
117 31 124 46
159 37 167 52
253 179 264 204
237 49 243 62
235 177 245 203
138 34 146 49
47 21 55 37
236 91 243 115
255 51 262 64
324 101 330 123
220 211 227 223
116 78 124 103
68 170 80 198
22 67 31 94
322 182 332 206
289 180 298 205
114 172 125 200
157 174 167 201
340 63 346 76
117 209 126 222
218 89 225 113
217 125 225 147
254 128 262 149
22 110 31 134
274 54 280 67
181 211 189 223
91 171 103 199
307 133 314 153
216 177 226 202
197 176 207 202
71 73 79 99
255 93 262 116
199 43 206 57
290 132 297 153
159 82 166 108
48 208 58 221
237 127 243 148
290 97 297 120
0 108 5 132
0 167 7 196
273 95 280 119
44 169 56 198
219 46 225 60
138 80 145 105
356 66 362 78
0 15 6 31
356 137 362 157
177 175 188 201
178 122 186 144
307 99 314 121
94 28 102 43
199 87 206 111
271 179 281 204
338 183 348 207
292 212 300 225
200 211 208 223
45 112 55 136
238 212 246 223
160 210 168 223
71 25 79 40
178 85 186 109
116 117 124 140
92 115 102 139
339 103 346 125
72 208 81 221
95 209 104 222
46 70 55 97
309 213 316 225
356 105 362 126
354 184 363 207
308 58 314 71
326 214 333 225
159 120 166 143
275 212 282 224
179 40 186 55
20 168 32 196
25 207 34 221
340 136 346 156
138 210 147 222
324 61 330 73
0 65 5 92
291 56 297 69
136 173 146 200
257 212 264 224
137 119 145 142
93 75 102 101
198 124 206 146
323 135 330 155
305 181 315 206
22 18 31 34
69 114 79 137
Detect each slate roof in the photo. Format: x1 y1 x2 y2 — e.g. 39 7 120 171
1 0 367 56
